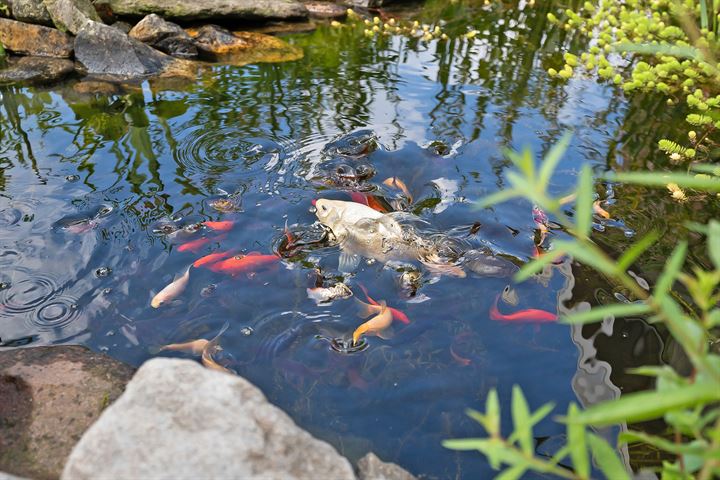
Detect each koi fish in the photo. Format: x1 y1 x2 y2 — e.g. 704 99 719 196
383 176 414 203
353 299 394 345
177 234 226 253
151 267 191 308
203 220 235 232
489 294 557 322
347 192 391 213
450 346 472 366
357 283 410 324
193 250 234 268
307 283 353 305
593 201 611 219
208 252 280 275
160 338 209 355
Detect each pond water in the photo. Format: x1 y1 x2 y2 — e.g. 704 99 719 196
0 0 711 477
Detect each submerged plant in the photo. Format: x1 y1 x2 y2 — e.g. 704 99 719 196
445 135 720 479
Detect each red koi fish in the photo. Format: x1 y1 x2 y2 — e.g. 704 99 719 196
177 234 226 253
357 283 410 324
193 250 234 268
489 294 557 322
450 346 472 366
208 252 280 275
284 220 296 247
203 221 234 232
347 192 391 213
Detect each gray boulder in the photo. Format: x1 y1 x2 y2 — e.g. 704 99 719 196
75 20 194 77
62 358 355 480
0 17 74 57
129 14 197 58
43 0 101 34
0 346 135 479
0 472 30 480
11 0 52 25
357 453 417 480
0 56 74 84
107 0 308 21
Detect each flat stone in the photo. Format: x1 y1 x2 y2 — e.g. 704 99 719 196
0 56 74 84
0 17 73 57
357 453 417 480
43 0 101 33
129 14 197 58
0 346 135 480
11 0 52 25
75 20 195 78
190 24 303 66
107 0 308 22
62 358 355 480
303 1 345 19
0 472 30 480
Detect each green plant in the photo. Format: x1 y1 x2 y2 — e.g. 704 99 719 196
444 134 720 479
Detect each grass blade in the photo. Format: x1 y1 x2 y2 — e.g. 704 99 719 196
605 171 720 192
538 132 572 190
587 433 631 480
654 241 687 300
575 164 593 238
617 230 660 271
561 303 651 325
566 404 590 479
700 0 709 30
510 385 533 455
475 189 521 209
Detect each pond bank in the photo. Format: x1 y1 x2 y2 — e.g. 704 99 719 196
0 347 415 480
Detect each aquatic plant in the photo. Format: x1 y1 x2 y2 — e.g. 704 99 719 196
445 135 720 479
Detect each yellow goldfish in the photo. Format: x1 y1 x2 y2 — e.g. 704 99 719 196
160 339 209 355
151 267 191 308
353 299 393 345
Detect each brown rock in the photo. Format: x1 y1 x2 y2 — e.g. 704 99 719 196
0 346 135 479
357 452 417 480
303 1 345 19
190 25 303 66
129 14 197 59
0 56 74 85
0 18 73 57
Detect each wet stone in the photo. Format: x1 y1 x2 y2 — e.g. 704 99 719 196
106 0 309 22
11 0 52 26
357 452 417 480
62 358 355 480
129 14 197 59
190 25 303 65
0 17 73 57
0 56 74 85
0 346 135 480
302 1 346 19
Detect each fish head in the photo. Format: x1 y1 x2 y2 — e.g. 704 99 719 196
314 199 344 229
151 294 165 308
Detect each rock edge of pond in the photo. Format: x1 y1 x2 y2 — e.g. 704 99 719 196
0 347 416 480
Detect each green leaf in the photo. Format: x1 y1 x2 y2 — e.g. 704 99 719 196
442 438 488 451
567 404 590 479
486 389 501 437
510 385 533 455
614 42 701 60
552 240 617 277
617 230 660 271
575 164 594 238
587 433 631 480
700 0 709 30
466 408 490 432
567 382 720 426
690 164 720 176
654 241 687 300
475 189 522 209
528 402 555 426
494 464 527 480
561 303 651 325
709 220 720 269
538 133 572 191
506 147 535 182
619 431 708 456
657 297 708 370
514 249 565 282
626 365 683 381
605 171 720 192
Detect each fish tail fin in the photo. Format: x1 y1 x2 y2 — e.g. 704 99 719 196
355 298 379 319
420 257 467 278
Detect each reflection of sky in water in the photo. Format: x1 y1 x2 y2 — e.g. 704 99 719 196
0 3 692 477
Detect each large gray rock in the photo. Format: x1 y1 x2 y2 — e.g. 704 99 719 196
0 17 73 57
62 358 355 480
0 346 135 479
43 0 101 34
128 14 196 58
0 56 74 84
75 20 194 77
11 0 52 25
357 453 417 480
107 0 308 21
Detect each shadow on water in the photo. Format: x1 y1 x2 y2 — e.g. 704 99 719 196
0 0 716 477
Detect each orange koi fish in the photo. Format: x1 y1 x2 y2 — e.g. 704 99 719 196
357 283 410 324
593 201 611 219
284 220 296 246
160 338 209 355
489 294 557 322
353 299 394 345
208 252 279 275
203 220 235 232
177 234 226 253
383 176 414 203
347 192 391 213
193 250 234 268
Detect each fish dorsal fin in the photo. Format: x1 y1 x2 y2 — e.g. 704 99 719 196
338 252 361 273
